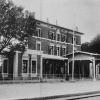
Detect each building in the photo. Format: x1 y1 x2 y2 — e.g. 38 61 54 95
0 20 89 81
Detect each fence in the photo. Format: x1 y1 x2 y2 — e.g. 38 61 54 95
0 73 94 84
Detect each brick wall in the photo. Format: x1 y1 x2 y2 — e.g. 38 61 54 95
28 37 36 50
28 21 82 55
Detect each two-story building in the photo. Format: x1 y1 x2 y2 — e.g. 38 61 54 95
3 20 83 80
0 19 88 81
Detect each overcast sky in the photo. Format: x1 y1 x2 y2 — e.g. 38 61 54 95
12 0 100 43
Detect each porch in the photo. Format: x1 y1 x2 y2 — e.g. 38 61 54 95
66 51 100 81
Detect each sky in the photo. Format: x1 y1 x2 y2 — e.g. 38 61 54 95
12 0 100 43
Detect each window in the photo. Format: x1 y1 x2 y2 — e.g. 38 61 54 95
22 60 28 73
56 46 60 56
57 34 60 41
56 29 61 41
74 37 77 44
72 36 76 44
48 31 55 40
49 45 54 55
61 34 66 42
31 61 36 73
36 41 41 51
3 59 8 73
36 28 41 37
62 47 66 56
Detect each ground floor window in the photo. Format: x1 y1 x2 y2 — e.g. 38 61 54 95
3 59 8 74
22 60 28 73
31 60 36 73
96 63 100 74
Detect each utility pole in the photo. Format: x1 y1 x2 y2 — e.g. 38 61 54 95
72 28 75 81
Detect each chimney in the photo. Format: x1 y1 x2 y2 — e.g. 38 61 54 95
47 18 49 23
75 26 78 32
29 12 35 18
24 10 29 18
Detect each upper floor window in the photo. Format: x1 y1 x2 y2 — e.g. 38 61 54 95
36 28 41 37
48 31 55 40
72 37 77 44
57 34 61 41
49 44 54 55
62 47 66 56
56 46 60 56
61 34 66 42
56 29 61 41
74 37 77 44
36 41 41 51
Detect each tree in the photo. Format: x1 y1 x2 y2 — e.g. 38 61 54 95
81 42 90 52
89 34 100 54
81 34 100 54
0 0 36 53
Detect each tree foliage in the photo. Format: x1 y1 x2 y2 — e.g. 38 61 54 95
81 34 100 54
0 0 36 53
81 42 90 52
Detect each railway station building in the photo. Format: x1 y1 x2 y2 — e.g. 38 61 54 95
0 20 100 81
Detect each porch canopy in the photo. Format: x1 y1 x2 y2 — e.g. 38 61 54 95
64 51 100 62
63 51 100 80
42 54 68 60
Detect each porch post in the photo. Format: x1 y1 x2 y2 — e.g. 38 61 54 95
68 60 69 75
40 55 43 81
93 59 96 81
82 62 84 79
0 55 3 79
65 60 68 79
13 51 19 79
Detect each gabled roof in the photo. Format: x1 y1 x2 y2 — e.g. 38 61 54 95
64 51 100 61
64 51 100 57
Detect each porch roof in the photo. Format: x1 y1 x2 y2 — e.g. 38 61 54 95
42 54 68 60
64 51 100 61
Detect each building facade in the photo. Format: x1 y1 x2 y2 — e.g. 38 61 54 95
0 20 83 80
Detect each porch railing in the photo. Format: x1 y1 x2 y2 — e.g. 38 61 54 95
0 73 94 84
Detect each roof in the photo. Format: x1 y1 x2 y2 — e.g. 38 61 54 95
64 51 100 61
42 54 68 60
36 19 84 35
64 51 100 57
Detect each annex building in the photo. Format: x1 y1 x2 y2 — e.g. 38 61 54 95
1 20 100 81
